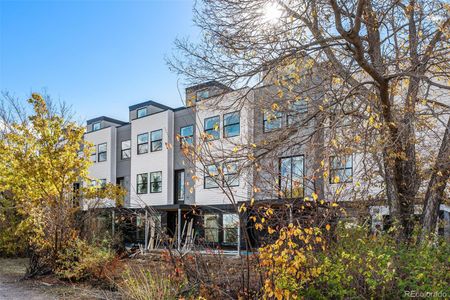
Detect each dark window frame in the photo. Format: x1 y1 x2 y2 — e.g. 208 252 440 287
121 140 131 160
137 107 148 119
203 213 220 243
223 161 239 187
263 111 283 133
97 143 107 162
287 100 308 125
137 133 149 155
329 155 353 184
222 213 239 245
174 169 185 203
150 171 163 193
92 122 101 131
136 173 148 194
180 125 194 148
223 111 240 138
204 115 220 140
204 164 220 189
278 155 305 199
196 89 210 101
150 129 163 152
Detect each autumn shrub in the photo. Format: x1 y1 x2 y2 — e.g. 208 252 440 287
55 238 116 283
259 224 325 299
311 224 397 299
259 223 450 299
118 266 187 300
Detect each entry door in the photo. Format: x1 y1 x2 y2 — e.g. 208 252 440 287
174 170 185 204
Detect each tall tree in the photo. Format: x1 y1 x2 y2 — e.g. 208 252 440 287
169 0 450 241
0 93 123 274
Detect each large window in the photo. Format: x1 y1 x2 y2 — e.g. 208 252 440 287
223 112 240 138
223 214 239 244
150 171 162 193
287 100 308 125
150 129 163 152
137 133 149 154
196 89 209 101
97 143 107 162
137 173 148 194
204 164 219 189
137 107 148 119
121 140 131 160
204 116 220 140
92 122 101 131
223 161 239 187
279 155 304 198
263 111 282 132
204 214 219 243
180 125 194 147
329 155 353 183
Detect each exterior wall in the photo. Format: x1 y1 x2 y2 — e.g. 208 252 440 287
129 102 168 121
194 89 254 205
84 126 117 184
252 84 324 201
116 124 132 206
83 126 117 208
173 107 196 204
129 110 174 207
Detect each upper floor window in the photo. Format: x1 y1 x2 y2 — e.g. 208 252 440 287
121 140 131 160
196 89 209 101
137 107 148 119
97 143 107 162
204 164 219 189
137 173 148 194
204 116 220 140
223 112 240 138
137 133 149 154
279 155 304 198
180 125 194 147
224 161 239 187
91 150 97 163
150 171 162 193
151 129 163 152
263 111 282 132
329 155 353 183
287 100 308 125
92 122 101 131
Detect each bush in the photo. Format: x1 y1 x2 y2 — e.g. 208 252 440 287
118 266 186 300
260 223 450 299
55 238 117 283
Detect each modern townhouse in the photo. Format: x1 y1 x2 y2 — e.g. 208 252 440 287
83 79 450 249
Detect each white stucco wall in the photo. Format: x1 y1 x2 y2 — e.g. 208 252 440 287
194 89 254 205
129 110 174 207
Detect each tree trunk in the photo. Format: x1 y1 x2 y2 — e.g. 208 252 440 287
420 117 450 242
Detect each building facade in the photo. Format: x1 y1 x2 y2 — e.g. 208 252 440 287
83 80 450 249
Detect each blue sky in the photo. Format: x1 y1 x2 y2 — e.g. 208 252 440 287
0 0 199 122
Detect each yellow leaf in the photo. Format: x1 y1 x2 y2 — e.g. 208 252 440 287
325 224 331 231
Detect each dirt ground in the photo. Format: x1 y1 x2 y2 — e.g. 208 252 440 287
0 258 121 300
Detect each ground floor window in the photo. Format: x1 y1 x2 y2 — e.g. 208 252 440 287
223 213 239 244
204 214 220 243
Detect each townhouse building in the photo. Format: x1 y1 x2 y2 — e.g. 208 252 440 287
83 79 450 249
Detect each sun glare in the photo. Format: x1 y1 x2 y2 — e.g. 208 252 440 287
262 2 283 25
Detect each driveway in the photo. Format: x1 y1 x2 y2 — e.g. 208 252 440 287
0 258 55 300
